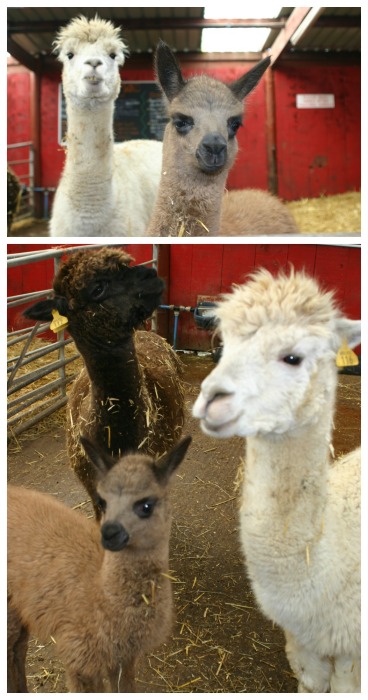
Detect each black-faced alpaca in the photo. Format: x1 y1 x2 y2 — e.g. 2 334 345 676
8 435 192 692
24 247 185 517
145 42 297 237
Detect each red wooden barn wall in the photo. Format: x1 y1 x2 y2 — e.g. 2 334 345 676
274 63 361 200
7 244 361 354
7 66 32 180
7 59 360 201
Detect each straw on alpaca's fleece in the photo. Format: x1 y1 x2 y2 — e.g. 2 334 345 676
23 247 185 518
7 435 192 692
193 268 361 692
49 15 162 237
145 41 297 237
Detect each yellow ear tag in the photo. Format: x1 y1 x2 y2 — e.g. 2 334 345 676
50 309 69 333
336 338 359 368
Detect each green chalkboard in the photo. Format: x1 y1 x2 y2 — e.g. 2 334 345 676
59 81 167 144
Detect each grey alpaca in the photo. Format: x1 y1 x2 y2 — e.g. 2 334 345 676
145 41 298 237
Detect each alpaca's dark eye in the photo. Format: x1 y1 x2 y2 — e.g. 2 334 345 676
95 495 107 512
90 281 108 301
172 114 194 135
109 53 117 60
133 498 157 519
227 117 242 138
282 354 303 366
66 52 74 60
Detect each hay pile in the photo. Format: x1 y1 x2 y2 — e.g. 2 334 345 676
287 191 361 233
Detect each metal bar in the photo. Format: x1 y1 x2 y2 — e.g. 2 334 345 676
7 338 75 370
7 142 33 149
7 374 77 416
7 356 78 397
7 322 41 390
8 372 78 417
8 323 50 341
7 397 69 438
7 289 53 306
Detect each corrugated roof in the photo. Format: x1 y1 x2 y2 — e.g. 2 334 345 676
7 6 361 68
264 7 361 54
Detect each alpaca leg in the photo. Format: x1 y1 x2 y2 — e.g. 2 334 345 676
285 631 332 692
109 660 136 692
330 656 361 693
7 602 29 692
65 669 105 692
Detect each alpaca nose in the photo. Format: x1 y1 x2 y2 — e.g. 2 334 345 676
201 133 227 157
85 58 103 68
196 133 228 172
101 521 129 551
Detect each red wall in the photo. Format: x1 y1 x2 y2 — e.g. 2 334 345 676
7 67 32 180
166 243 360 350
7 58 360 201
275 63 361 200
8 244 361 353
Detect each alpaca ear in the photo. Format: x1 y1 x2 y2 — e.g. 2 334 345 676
335 318 361 349
229 56 271 101
155 40 186 101
153 436 192 484
80 436 117 478
23 298 59 322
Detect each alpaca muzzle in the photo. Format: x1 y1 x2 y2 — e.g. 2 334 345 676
196 133 227 173
101 521 129 551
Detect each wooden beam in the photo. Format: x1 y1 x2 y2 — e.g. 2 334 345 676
264 7 312 64
264 67 277 195
7 38 40 73
290 7 324 46
7 17 287 34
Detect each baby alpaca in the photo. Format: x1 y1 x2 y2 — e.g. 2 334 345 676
193 268 361 692
8 435 191 692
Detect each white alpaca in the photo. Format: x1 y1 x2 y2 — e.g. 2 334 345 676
49 15 162 237
193 268 361 692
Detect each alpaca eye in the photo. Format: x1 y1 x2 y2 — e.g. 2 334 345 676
66 52 74 60
90 281 107 301
133 498 157 519
95 495 107 512
282 354 303 366
172 114 194 135
109 53 117 60
227 117 242 138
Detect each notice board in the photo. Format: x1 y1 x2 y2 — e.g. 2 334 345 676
59 81 167 144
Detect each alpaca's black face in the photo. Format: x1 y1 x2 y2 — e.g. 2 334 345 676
24 252 165 353
66 265 164 351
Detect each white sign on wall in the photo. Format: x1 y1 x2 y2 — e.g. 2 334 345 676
296 94 335 109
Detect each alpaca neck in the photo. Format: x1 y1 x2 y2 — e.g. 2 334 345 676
146 139 228 237
63 97 114 181
81 335 147 456
100 541 170 603
243 413 333 549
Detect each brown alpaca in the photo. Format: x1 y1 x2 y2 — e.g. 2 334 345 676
8 435 192 692
23 247 185 517
145 41 297 237
220 188 298 234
